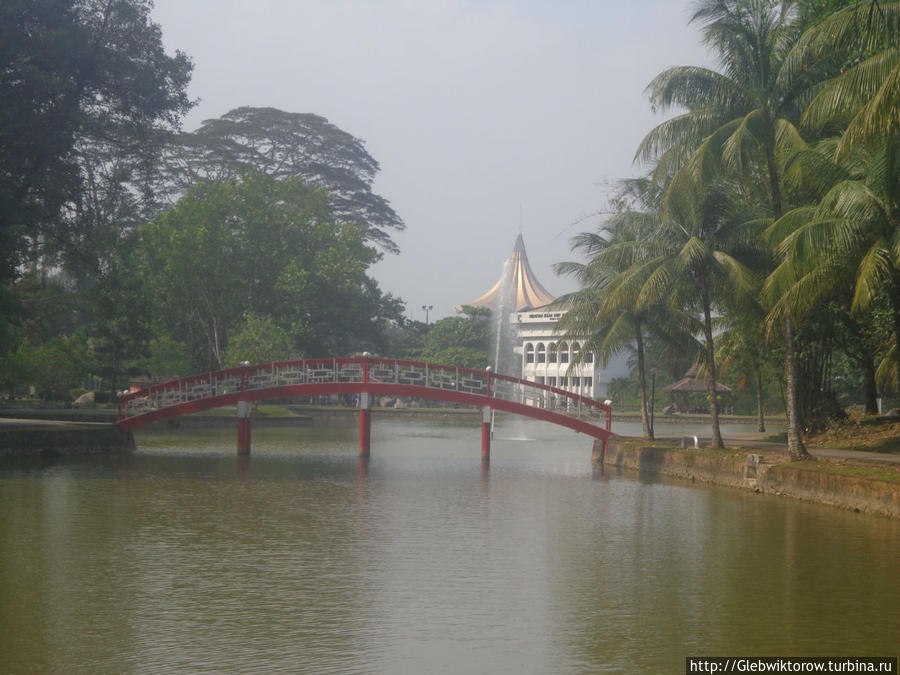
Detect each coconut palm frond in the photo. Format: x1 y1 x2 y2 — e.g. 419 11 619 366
852 238 894 312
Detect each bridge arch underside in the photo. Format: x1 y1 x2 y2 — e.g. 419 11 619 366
118 383 613 440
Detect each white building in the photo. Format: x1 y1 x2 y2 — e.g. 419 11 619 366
466 235 630 399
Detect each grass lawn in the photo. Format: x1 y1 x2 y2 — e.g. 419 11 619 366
805 413 900 454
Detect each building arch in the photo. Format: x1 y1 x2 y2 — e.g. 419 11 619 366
558 341 569 364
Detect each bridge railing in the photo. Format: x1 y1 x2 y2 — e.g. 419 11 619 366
118 357 611 427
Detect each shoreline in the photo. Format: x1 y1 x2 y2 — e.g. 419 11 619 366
1 410 898 518
596 439 900 518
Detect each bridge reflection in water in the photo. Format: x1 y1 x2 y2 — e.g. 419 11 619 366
117 356 613 462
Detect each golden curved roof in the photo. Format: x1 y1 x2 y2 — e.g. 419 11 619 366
467 235 556 312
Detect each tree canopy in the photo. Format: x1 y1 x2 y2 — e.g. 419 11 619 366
420 306 492 370
155 107 404 253
559 0 898 452
0 0 194 283
139 169 402 371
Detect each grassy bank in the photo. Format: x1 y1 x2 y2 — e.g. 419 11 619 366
805 413 900 454
616 437 900 485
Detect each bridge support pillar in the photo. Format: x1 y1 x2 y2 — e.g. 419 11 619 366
591 437 607 465
481 407 491 464
237 400 251 455
359 393 371 459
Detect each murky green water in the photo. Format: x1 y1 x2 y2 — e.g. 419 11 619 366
1 417 897 673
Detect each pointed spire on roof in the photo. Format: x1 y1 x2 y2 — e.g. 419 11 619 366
466 235 556 312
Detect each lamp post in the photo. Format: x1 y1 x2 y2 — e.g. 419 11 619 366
421 304 433 325
650 367 657 440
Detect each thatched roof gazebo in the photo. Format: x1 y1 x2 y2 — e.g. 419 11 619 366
663 364 732 413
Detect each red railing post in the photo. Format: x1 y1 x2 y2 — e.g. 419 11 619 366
481 366 493 464
237 361 251 454
359 352 372 459
237 400 251 455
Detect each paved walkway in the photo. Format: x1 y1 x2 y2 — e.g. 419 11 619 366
655 430 900 466
0 417 113 427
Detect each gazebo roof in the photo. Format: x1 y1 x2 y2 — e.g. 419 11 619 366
663 364 732 394
466 234 556 312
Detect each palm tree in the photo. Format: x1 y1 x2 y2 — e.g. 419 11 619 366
636 0 813 459
713 306 774 432
639 174 759 448
764 134 900 394
766 1 900 392
554 208 698 442
782 1 899 156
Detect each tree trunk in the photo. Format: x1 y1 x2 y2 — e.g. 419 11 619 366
891 276 900 405
700 281 724 449
765 136 810 457
755 367 766 432
784 313 810 460
635 319 653 441
860 354 879 415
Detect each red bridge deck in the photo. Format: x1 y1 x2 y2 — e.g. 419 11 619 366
117 357 613 459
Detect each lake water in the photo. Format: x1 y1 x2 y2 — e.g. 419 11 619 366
1 416 897 673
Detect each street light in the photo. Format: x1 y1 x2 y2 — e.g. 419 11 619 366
421 304 433 325
650 367 657 439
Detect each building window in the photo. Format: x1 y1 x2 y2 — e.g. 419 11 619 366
585 350 594 363
559 376 568 387
537 343 546 363
536 376 545 385
548 377 557 387
583 377 592 388
559 341 569 364
548 342 557 363
525 343 534 363
572 342 581 360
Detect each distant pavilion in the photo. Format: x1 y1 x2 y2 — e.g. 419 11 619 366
663 364 732 413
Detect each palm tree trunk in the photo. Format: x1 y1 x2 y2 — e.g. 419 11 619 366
700 281 723 449
860 354 879 415
755 367 766 432
635 319 653 441
784 313 810 460
890 275 900 404
767 136 809 460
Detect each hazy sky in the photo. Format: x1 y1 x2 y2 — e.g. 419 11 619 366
151 0 712 322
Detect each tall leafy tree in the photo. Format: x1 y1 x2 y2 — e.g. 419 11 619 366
139 170 401 371
222 313 293 368
155 107 404 253
420 306 491 369
0 0 194 381
0 0 193 284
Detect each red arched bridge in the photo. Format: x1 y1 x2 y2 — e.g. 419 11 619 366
117 356 613 462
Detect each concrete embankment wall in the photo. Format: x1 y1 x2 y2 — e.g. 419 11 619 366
0 426 133 458
596 440 900 518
